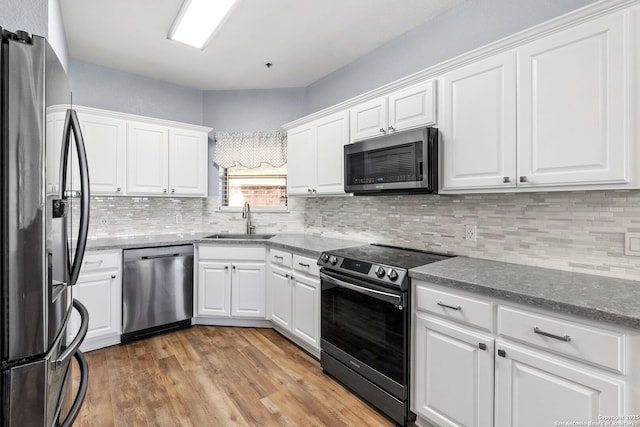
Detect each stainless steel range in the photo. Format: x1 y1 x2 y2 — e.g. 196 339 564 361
318 244 450 426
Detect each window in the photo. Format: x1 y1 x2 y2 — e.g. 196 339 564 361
214 130 287 210
219 163 287 209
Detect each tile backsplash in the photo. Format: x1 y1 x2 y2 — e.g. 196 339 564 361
88 190 640 281
304 190 640 280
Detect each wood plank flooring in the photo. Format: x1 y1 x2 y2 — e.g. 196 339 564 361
70 326 394 427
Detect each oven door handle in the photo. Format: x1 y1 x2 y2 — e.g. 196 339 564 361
320 272 404 307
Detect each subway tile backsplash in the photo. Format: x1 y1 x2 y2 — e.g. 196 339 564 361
88 190 640 281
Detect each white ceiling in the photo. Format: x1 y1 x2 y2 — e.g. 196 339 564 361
60 0 464 91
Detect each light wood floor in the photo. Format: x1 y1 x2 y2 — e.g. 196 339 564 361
71 326 394 427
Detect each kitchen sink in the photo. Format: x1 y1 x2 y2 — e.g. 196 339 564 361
203 233 276 240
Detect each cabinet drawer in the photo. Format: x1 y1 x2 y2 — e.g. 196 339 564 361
270 249 292 268
292 254 319 276
199 245 265 261
415 283 493 331
81 251 121 273
497 306 624 373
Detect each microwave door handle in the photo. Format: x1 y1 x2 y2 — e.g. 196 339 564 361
320 272 403 307
64 109 90 286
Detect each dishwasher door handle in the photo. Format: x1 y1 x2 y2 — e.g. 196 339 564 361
141 253 180 260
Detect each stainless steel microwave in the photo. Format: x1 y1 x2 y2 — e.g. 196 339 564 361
344 126 438 195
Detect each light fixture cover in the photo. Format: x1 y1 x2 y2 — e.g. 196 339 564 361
168 0 238 49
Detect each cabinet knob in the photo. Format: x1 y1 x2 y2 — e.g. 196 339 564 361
225 266 229 270
171 189 175 193
519 176 528 183
388 126 395 132
116 187 121 192
379 128 387 134
307 188 312 193
503 177 511 183
163 188 168 193
232 265 236 269
111 274 116 279
312 188 317 194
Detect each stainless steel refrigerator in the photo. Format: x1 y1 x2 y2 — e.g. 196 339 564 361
1 29 91 426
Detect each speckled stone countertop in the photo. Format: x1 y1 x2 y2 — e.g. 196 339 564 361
86 232 363 258
410 257 640 329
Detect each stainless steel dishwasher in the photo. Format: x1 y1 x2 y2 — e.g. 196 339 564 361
122 245 193 342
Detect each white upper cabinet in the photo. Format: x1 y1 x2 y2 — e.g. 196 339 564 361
75 113 126 195
517 11 628 187
350 81 435 142
441 9 633 192
126 122 169 195
169 128 207 196
440 51 517 190
126 122 209 197
287 110 349 196
287 125 315 196
315 111 350 194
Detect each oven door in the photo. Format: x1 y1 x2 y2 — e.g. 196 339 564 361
320 269 408 400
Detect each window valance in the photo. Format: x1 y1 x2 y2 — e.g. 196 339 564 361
214 131 287 169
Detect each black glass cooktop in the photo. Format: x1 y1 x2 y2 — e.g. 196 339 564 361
326 244 450 270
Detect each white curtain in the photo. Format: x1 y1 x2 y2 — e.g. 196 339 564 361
214 131 287 169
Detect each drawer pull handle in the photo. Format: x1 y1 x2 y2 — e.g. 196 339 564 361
84 260 103 266
111 274 116 279
274 255 284 260
534 327 571 342
437 300 461 311
298 262 310 268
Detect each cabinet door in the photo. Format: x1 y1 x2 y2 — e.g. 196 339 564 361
169 128 207 196
388 80 436 132
75 113 126 195
517 12 628 187
495 340 624 427
350 97 388 141
126 122 169 195
269 265 292 330
315 111 349 195
441 51 517 191
413 314 494 427
197 261 231 317
292 274 320 349
287 125 315 196
71 269 121 344
231 262 266 318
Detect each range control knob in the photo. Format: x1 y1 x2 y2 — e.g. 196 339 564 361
388 269 399 281
321 254 330 263
375 266 386 278
329 256 338 265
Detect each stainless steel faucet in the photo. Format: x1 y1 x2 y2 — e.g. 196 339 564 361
242 201 255 234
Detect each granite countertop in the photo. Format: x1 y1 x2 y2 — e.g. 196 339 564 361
410 257 640 329
86 232 363 258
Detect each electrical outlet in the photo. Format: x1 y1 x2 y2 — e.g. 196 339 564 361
465 224 477 241
175 214 183 224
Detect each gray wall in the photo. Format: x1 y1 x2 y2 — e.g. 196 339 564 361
203 88 306 196
2 0 48 40
69 59 204 125
305 0 599 113
202 88 305 132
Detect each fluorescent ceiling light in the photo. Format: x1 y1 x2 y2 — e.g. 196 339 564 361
168 0 238 49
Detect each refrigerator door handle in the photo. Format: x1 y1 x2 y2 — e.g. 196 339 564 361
55 299 89 369
60 109 91 286
58 350 89 427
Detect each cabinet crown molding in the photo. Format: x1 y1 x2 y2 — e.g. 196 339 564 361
282 0 639 130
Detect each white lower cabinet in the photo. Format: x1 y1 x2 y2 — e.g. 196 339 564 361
414 314 494 427
69 250 122 352
412 281 637 427
494 341 623 427
196 246 267 322
268 249 321 355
